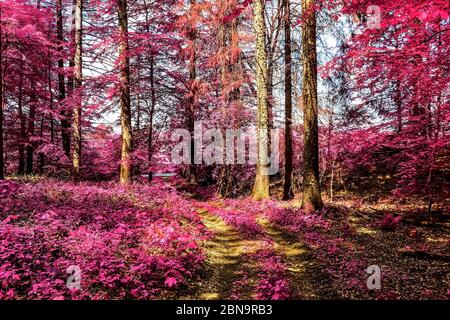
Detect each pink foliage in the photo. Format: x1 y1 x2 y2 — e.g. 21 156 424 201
201 201 265 238
379 214 403 230
0 180 209 299
253 249 290 300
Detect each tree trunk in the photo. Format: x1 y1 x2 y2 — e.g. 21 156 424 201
38 115 45 174
148 52 156 182
26 91 36 175
283 0 293 200
217 14 231 197
67 0 75 95
0 88 3 180
330 166 334 202
57 0 71 158
394 80 402 133
251 0 270 200
72 0 82 178
143 5 155 183
47 59 55 145
267 50 274 129
118 0 133 184
301 0 323 211
266 1 283 132
217 4 242 198
18 70 26 175
187 0 197 179
0 14 3 180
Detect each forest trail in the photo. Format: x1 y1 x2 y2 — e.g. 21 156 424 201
183 208 261 299
181 200 339 300
257 217 340 299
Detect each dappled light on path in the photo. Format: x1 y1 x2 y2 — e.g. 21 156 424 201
182 203 338 300
257 217 339 299
190 208 263 300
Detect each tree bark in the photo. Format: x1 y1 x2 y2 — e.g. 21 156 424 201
217 3 241 198
266 1 283 131
0 12 4 180
57 0 71 158
301 0 323 211
38 115 45 174
118 0 133 184
251 0 270 200
187 0 197 179
72 0 82 177
26 91 36 175
47 58 55 145
217 4 234 197
18 69 26 175
283 0 293 200
67 0 75 95
394 80 402 133
0 84 3 180
143 5 155 183
148 51 156 182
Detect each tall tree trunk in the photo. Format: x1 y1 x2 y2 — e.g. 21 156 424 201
283 0 293 200
217 10 232 197
144 5 155 183
267 50 274 128
0 12 3 180
18 69 26 175
251 0 270 200
435 93 441 139
266 1 283 131
217 6 241 198
67 0 75 95
394 80 402 133
301 0 323 211
38 54 55 175
47 61 55 145
187 0 197 179
38 115 45 174
26 91 36 175
72 0 82 177
0 89 3 180
148 52 156 182
118 0 133 184
327 107 334 201
57 0 71 158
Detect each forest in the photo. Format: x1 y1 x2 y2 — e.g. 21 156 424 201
0 0 449 301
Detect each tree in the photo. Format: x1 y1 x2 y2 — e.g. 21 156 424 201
147 46 156 182
57 0 71 159
18 68 26 175
186 0 197 180
26 88 36 175
0 0 56 178
72 0 83 177
251 0 271 200
0 4 4 180
301 0 323 210
282 0 293 200
332 0 450 212
118 0 133 184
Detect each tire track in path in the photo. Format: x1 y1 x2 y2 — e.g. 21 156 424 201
183 208 261 300
258 217 341 299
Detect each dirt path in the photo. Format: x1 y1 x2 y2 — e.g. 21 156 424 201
257 217 340 299
177 188 449 300
180 200 339 300
181 208 261 299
